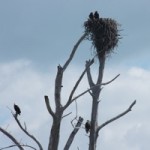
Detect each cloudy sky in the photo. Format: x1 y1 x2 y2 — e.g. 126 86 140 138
0 0 150 150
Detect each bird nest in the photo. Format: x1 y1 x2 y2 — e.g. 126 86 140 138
84 11 121 58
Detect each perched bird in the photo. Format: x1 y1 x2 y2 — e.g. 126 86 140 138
89 12 94 20
85 120 91 133
14 103 21 116
94 11 99 19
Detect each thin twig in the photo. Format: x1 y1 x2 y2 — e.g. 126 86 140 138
64 81 106 109
75 100 78 118
71 100 78 128
63 33 87 71
24 122 27 131
0 127 24 150
101 74 120 85
71 83 101 102
0 144 36 150
63 59 94 110
62 112 72 119
71 119 76 128
13 115 43 150
96 100 136 135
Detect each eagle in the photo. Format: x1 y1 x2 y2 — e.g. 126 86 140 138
94 11 99 19
85 120 91 133
14 103 21 116
89 12 94 20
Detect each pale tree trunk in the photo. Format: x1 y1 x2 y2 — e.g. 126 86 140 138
48 112 63 150
88 56 105 150
0 13 137 150
87 54 136 150
47 65 63 150
45 34 87 150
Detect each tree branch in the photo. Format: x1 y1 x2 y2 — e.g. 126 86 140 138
13 115 43 150
63 33 87 71
71 100 78 128
44 95 55 118
101 74 120 85
63 59 94 110
62 112 72 119
0 127 24 150
63 117 84 150
0 144 36 150
55 65 63 109
71 83 101 103
86 60 95 87
96 100 136 135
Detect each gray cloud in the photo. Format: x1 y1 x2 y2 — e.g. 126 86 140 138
0 59 150 149
0 0 150 149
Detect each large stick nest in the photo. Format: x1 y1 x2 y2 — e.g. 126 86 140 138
84 11 121 58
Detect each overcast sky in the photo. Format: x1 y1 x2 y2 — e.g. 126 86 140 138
0 0 150 150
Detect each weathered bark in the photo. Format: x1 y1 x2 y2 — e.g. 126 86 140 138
46 34 87 150
87 54 136 150
47 65 63 150
88 88 101 150
64 117 83 150
88 56 105 150
48 112 63 150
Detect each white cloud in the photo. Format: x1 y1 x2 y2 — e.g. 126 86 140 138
0 60 150 150
0 59 52 148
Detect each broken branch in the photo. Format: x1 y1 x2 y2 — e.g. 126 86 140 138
101 74 120 85
44 95 55 118
63 33 87 71
63 59 94 110
96 100 136 135
64 117 84 150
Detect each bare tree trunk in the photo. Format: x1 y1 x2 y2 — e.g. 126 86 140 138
88 56 105 150
48 112 63 150
46 34 87 150
89 94 100 150
47 65 63 150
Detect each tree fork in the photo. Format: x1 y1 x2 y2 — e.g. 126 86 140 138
88 56 106 150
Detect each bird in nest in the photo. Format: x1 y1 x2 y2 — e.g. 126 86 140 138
94 11 99 19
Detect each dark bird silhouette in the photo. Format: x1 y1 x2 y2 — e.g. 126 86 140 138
14 103 21 116
85 120 91 133
89 12 94 20
94 11 99 19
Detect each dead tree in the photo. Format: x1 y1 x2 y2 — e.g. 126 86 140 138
84 11 136 150
44 33 94 150
0 11 136 150
0 112 41 150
